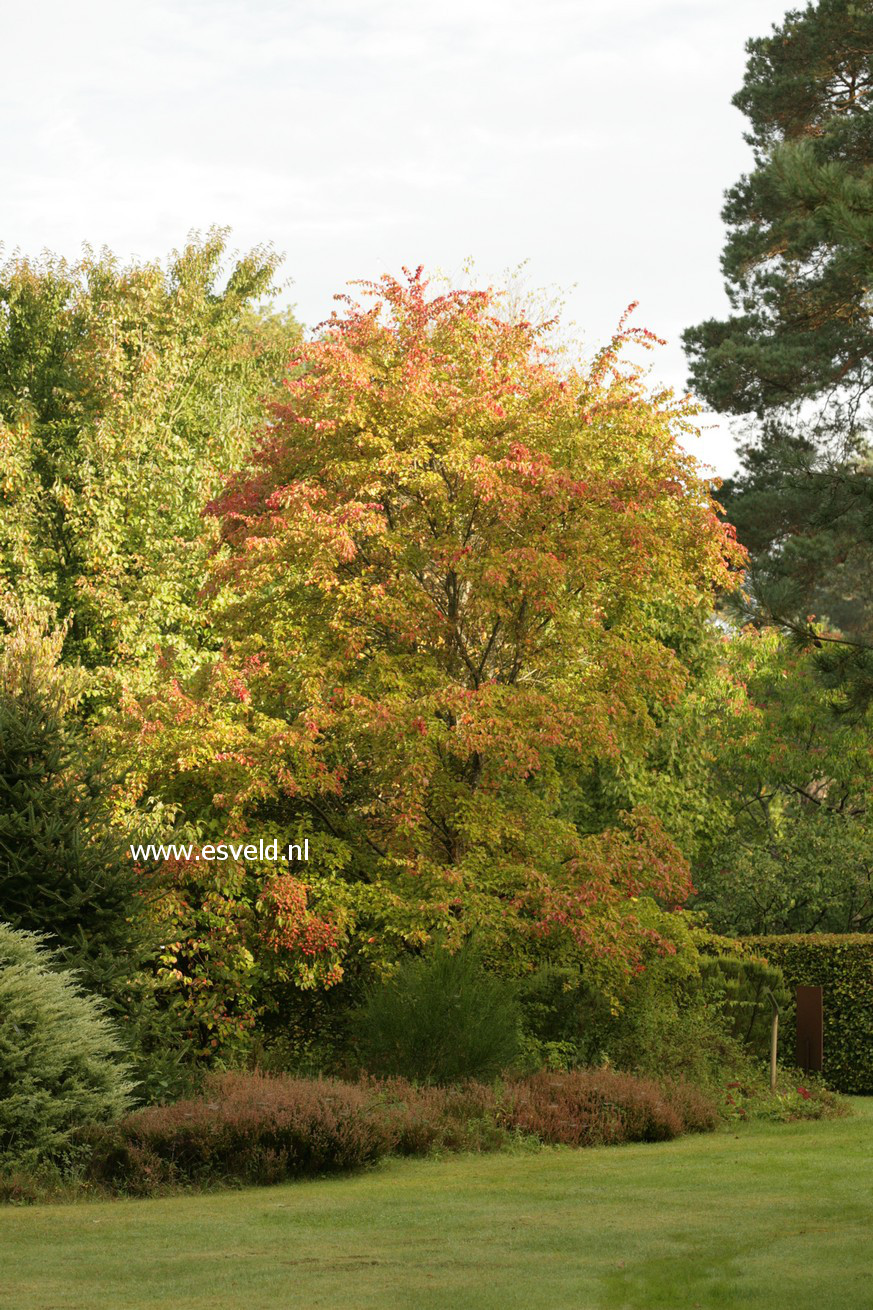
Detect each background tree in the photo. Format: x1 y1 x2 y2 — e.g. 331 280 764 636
683 0 873 654
692 628 873 934
0 229 300 679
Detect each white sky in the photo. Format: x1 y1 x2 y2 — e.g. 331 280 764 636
2 0 792 475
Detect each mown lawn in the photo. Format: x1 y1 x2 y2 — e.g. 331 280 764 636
3 1101 872 1310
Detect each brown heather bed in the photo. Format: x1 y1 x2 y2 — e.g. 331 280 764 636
2 1068 842 1204
70 1068 719 1196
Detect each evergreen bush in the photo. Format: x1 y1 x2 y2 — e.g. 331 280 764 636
698 955 790 1059
0 605 147 999
0 924 132 1170
0 606 189 1103
354 945 522 1085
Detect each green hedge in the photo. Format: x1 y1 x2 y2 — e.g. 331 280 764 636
743 935 873 1094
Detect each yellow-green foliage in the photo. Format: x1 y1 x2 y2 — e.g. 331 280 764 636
744 935 873 1095
0 924 132 1170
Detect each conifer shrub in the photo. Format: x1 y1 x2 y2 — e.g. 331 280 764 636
698 954 790 1060
0 615 146 1001
0 925 131 1171
354 945 522 1085
0 605 193 1106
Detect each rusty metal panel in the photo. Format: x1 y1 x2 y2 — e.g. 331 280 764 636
796 985 823 1072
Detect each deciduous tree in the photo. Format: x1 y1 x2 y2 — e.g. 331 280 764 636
692 629 873 935
0 230 299 677
125 270 742 1000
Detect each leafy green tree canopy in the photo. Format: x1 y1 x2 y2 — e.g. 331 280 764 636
692 629 873 935
0 229 299 675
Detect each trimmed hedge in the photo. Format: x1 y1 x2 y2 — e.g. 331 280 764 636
744 935 873 1094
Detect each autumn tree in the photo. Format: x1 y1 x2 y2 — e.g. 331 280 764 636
0 229 300 678
124 270 743 1003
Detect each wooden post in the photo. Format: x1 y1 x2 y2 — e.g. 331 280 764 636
766 988 780 1094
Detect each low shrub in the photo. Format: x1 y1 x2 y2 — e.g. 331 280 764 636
368 1078 506 1155
502 1070 718 1146
73 1066 722 1196
81 1071 397 1194
0 1169 54 1205
608 1001 752 1091
0 924 132 1171
515 958 758 1092
658 1077 721 1133
2 1058 843 1203
83 1072 513 1195
719 1072 848 1125
354 944 521 1085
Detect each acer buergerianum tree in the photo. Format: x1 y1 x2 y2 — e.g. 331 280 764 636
120 269 743 1025
683 0 873 665
0 229 300 679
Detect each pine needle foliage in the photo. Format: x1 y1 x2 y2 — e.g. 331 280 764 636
355 945 522 1085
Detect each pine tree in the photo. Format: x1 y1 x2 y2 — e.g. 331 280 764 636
683 0 873 656
685 0 873 414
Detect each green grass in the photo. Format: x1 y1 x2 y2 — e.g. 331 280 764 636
3 1102 872 1310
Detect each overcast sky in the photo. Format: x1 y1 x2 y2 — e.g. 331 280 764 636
2 0 792 474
